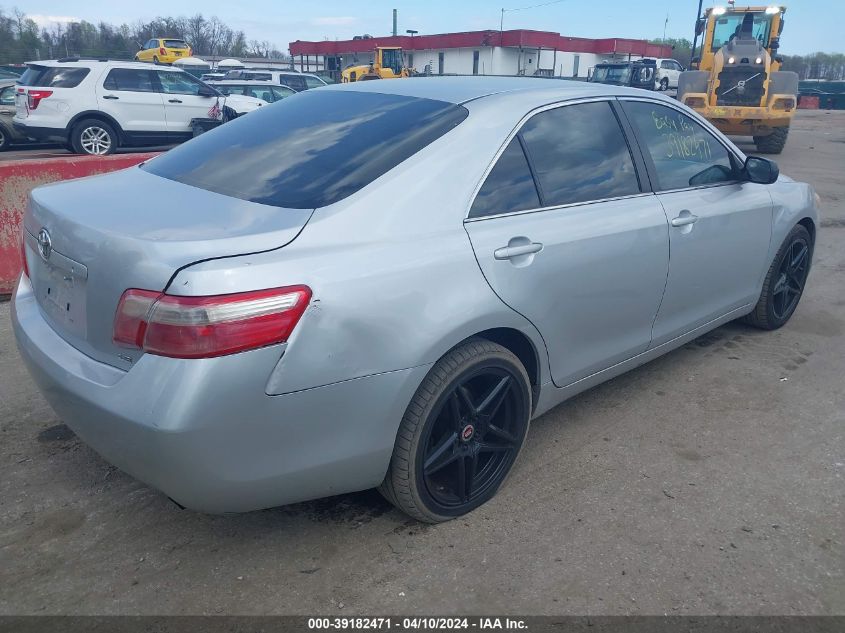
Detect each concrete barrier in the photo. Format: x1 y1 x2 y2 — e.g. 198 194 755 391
0 153 159 296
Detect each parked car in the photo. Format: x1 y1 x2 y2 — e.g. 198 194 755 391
222 69 328 92
12 59 264 155
590 59 656 90
13 78 818 523
207 80 296 103
200 72 227 82
0 79 32 150
135 38 192 65
654 58 685 91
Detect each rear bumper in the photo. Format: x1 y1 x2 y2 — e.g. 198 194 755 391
11 276 428 513
13 123 68 144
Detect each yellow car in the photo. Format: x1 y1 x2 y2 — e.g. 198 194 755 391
135 38 192 65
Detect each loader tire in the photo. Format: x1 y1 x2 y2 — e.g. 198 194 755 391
754 126 789 154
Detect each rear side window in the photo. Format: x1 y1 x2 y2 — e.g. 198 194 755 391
470 138 540 218
142 91 468 209
519 101 641 207
280 76 306 91
623 101 737 191
304 76 326 89
18 66 90 88
103 69 157 92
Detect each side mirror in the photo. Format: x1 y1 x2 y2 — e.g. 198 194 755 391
744 156 779 184
198 85 219 97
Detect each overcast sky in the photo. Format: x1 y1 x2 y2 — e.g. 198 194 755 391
17 0 843 56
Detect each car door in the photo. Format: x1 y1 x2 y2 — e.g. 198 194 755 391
98 68 166 134
156 70 217 134
669 60 683 87
464 100 670 388
620 99 773 346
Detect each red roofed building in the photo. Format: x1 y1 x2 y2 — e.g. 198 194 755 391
289 29 674 81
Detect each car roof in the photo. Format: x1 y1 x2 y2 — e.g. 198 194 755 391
24 59 188 71
320 76 666 105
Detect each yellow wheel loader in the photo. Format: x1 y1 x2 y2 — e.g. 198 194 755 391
341 47 413 82
679 4 798 154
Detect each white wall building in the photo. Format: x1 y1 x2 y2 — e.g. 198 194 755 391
290 29 674 81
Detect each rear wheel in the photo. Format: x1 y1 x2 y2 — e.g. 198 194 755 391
71 119 117 155
754 126 789 154
743 224 812 330
660 77 669 91
153 56 160 65
0 125 8 151
379 340 531 523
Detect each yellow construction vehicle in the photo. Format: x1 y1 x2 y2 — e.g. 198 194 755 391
679 4 798 153
341 47 413 82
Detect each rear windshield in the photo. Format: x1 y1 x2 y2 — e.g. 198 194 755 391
18 65 90 88
142 90 468 209
164 40 189 48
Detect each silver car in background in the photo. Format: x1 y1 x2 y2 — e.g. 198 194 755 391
12 78 818 522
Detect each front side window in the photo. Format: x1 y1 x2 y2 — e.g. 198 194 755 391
470 138 540 219
304 76 325 89
103 69 156 92
519 101 641 207
142 91 468 209
271 86 295 100
623 101 737 191
157 71 205 95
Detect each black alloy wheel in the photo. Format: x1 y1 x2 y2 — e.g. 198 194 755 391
744 224 812 330
380 340 531 523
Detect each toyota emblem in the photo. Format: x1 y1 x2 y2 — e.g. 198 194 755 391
37 228 52 260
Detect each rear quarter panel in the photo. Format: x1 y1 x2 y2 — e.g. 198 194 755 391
166 95 553 395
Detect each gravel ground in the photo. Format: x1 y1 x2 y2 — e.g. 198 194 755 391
0 110 843 616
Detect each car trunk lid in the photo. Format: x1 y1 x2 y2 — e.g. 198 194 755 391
23 166 313 370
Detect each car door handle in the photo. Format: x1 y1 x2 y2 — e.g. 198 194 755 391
168 98 183 103
670 212 699 227
494 242 544 260
102 95 119 100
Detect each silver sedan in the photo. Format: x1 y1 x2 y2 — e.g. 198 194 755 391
12 77 818 522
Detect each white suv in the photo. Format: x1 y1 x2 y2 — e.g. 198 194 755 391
653 58 685 91
13 58 264 155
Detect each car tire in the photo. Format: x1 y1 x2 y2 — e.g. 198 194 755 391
754 126 789 154
0 124 9 151
71 119 118 156
379 339 532 523
153 56 159 65
660 77 669 91
743 224 812 330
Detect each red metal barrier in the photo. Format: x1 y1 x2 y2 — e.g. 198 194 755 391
0 153 159 295
799 95 820 110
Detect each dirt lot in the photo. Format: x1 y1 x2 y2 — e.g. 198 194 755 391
0 110 843 616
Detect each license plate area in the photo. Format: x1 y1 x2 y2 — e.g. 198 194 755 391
27 234 88 340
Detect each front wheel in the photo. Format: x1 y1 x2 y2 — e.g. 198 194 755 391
754 126 789 154
71 119 117 155
379 340 532 523
743 224 812 330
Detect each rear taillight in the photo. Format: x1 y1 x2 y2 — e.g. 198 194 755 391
160 47 167 55
113 286 312 359
19 230 29 279
27 90 53 110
